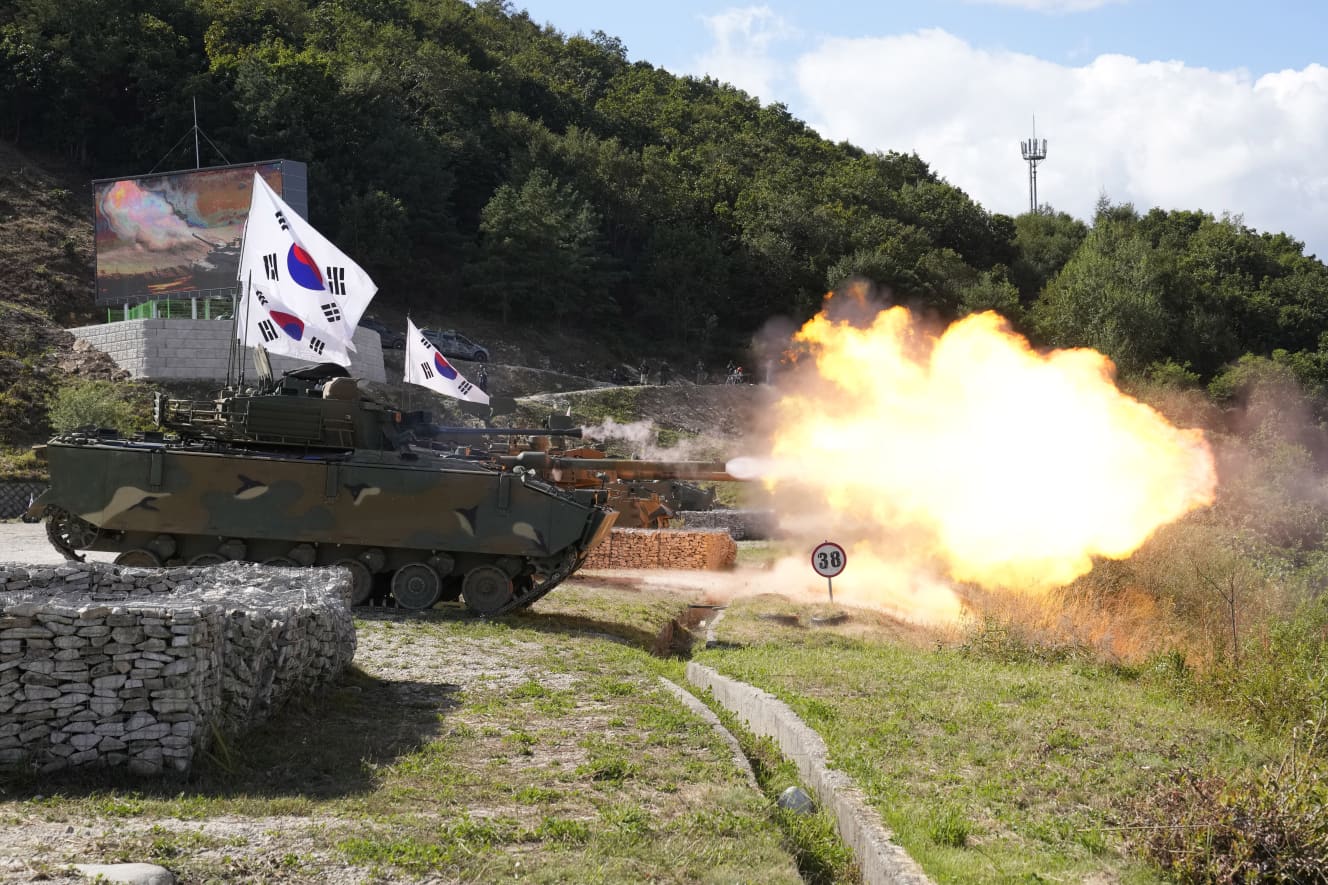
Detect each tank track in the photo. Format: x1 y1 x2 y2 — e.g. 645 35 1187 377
486 550 583 618
44 507 88 563
40 511 593 618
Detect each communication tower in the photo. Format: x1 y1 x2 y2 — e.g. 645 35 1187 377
1020 117 1047 214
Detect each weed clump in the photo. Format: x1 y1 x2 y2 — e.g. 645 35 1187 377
1130 758 1328 883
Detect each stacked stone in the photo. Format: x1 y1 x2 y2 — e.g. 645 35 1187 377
659 530 737 570
674 509 779 541
0 561 355 776
215 569 356 737
581 528 736 570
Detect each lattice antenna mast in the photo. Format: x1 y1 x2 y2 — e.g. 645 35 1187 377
1020 115 1048 214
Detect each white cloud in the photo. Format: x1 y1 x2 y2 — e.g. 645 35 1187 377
788 29 1328 257
964 0 1127 12
693 6 798 102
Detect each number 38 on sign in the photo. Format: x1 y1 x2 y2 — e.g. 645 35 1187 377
811 541 846 578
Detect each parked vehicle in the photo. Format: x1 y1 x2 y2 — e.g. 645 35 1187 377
358 316 406 349
421 328 490 362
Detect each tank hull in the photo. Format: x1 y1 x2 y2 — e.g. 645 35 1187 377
32 436 615 615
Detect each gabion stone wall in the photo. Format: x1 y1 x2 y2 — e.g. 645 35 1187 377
675 509 780 541
0 561 356 776
581 528 736 570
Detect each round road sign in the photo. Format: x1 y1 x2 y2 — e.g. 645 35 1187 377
811 541 847 579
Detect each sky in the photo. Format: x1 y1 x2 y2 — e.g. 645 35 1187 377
516 0 1328 259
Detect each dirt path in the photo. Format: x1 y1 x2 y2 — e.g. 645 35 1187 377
0 522 116 565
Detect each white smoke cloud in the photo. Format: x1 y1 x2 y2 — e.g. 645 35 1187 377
579 418 731 461
692 21 1328 258
694 5 798 104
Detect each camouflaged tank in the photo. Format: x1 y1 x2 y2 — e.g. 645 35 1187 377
25 362 617 615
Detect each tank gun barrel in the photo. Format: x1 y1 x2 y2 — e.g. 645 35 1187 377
421 426 584 439
503 452 739 482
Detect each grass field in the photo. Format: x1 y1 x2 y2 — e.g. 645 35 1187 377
0 572 1304 883
696 593 1277 883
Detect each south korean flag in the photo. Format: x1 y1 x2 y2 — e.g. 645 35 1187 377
403 318 490 404
237 280 352 367
238 173 378 353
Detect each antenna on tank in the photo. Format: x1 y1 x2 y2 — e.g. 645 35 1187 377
1020 115 1048 214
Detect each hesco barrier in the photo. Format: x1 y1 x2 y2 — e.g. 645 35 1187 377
0 483 45 520
580 528 736 570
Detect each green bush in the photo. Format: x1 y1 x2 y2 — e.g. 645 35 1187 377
1131 759 1328 882
47 379 136 433
0 447 45 482
1203 597 1328 739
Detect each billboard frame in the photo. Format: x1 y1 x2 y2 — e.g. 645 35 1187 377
92 159 308 308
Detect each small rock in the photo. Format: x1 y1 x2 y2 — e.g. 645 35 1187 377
71 862 176 884
777 785 815 815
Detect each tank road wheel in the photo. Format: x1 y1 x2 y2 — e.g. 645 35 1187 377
391 563 443 611
188 553 226 566
334 558 374 606
262 557 297 567
45 508 97 561
288 544 317 567
114 549 162 568
461 565 515 616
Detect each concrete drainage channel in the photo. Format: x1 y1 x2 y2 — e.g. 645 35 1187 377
653 605 934 885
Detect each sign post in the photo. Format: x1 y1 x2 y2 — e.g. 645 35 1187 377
810 540 847 603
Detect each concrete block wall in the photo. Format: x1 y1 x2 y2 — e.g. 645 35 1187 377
69 320 386 384
0 561 356 776
581 528 736 570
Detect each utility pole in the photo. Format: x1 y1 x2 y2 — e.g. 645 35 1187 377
1020 116 1047 214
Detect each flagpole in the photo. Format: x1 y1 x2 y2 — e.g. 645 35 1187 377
401 315 410 413
228 215 251 389
225 290 235 389
239 270 253 390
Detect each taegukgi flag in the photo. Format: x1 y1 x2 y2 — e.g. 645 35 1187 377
236 172 377 353
236 276 354 366
404 318 490 405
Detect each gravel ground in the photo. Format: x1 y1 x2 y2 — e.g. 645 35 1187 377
0 522 116 566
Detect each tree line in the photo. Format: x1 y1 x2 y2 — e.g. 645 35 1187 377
3 0 1328 383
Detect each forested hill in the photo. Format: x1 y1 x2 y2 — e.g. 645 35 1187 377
4 0 1328 386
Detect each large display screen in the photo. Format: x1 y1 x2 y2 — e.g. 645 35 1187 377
93 159 308 305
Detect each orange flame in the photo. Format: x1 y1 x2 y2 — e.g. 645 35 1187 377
759 292 1216 623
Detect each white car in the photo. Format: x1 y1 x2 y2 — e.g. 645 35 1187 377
421 329 490 362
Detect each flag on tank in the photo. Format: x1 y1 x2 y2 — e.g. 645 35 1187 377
236 277 353 366
404 318 490 404
235 172 377 355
